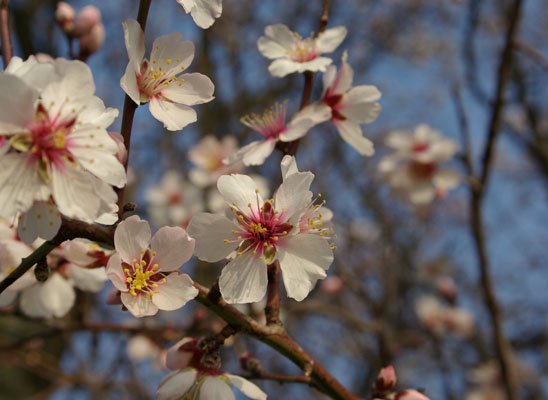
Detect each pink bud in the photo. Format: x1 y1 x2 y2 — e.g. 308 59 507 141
107 131 128 164
374 365 397 395
165 338 196 370
55 2 75 34
395 389 431 400
436 276 457 302
320 276 344 296
79 23 105 60
105 288 122 305
239 352 263 374
35 53 54 64
74 5 101 37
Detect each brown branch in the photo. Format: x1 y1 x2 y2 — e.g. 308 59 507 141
264 260 281 325
469 1 524 399
194 282 361 400
244 371 313 386
0 0 12 67
515 39 548 72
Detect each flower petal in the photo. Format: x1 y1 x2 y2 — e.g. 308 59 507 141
161 72 214 106
150 33 195 75
152 272 198 311
106 253 127 292
122 19 145 70
0 154 42 218
149 97 197 131
258 24 296 59
187 213 239 262
340 86 382 124
201 376 235 400
333 119 374 156
21 274 76 318
17 201 62 244
68 265 107 292
217 174 264 210
316 26 347 53
267 59 300 78
225 374 267 400
121 292 159 317
277 234 333 301
114 215 151 263
0 74 36 134
237 139 276 167
157 369 197 400
150 226 195 271
274 170 314 222
219 253 268 304
433 169 460 191
187 0 223 29
120 62 141 105
281 102 332 142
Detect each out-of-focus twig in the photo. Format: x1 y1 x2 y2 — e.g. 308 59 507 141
0 0 12 67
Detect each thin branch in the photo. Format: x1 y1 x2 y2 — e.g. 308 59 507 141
244 371 313 386
264 260 281 325
0 0 12 67
515 39 548 72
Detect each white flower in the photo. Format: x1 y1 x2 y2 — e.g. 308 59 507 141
378 124 460 204
189 135 243 187
320 51 382 156
258 24 347 77
146 170 204 227
188 156 334 303
415 295 475 339
0 57 126 239
225 101 331 167
157 338 267 400
176 0 222 29
106 215 198 318
120 19 215 131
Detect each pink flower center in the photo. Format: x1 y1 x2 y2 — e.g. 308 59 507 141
409 161 436 179
289 37 319 62
122 249 165 298
168 192 183 205
137 58 184 101
411 142 429 153
227 198 293 261
240 101 288 141
323 93 346 121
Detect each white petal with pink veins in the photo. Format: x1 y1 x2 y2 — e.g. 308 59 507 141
333 119 374 156
152 273 198 311
0 74 37 134
106 253 127 292
274 171 314 222
340 86 382 124
161 73 214 105
17 202 61 244
187 213 239 262
315 26 347 53
157 369 197 400
0 154 42 218
150 226 195 271
120 62 141 105
325 51 354 96
150 33 195 76
225 374 267 400
121 292 159 317
278 234 333 301
217 174 264 210
122 19 145 70
68 264 107 292
201 376 236 400
64 239 96 266
114 215 151 263
219 253 268 304
149 98 197 131
281 102 332 142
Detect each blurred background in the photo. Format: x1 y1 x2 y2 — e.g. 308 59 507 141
1 0 547 398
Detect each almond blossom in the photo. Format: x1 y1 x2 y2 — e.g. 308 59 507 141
188 156 334 303
319 51 382 156
176 0 222 29
378 125 461 204
0 57 126 241
258 24 347 77
106 215 198 318
415 295 475 338
157 338 267 400
225 101 331 166
120 19 215 131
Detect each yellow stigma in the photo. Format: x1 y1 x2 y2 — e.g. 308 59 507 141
52 130 66 149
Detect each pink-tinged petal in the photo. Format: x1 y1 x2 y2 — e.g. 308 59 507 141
17 201 62 244
274 170 314 221
333 119 375 156
408 182 436 204
5 55 58 92
328 51 354 96
258 24 297 59
161 72 214 105
217 174 264 210
149 98 197 131
151 226 195 271
187 213 239 262
315 26 347 53
321 64 337 97
219 253 268 304
152 272 198 311
0 74 36 134
433 169 460 191
121 62 141 105
67 265 107 292
200 376 235 400
430 138 459 162
151 33 195 75
122 19 145 70
278 234 333 301
121 292 158 317
185 0 222 29
0 154 42 218
340 86 382 124
267 59 301 77
157 369 197 400
395 389 431 400
165 338 194 370
64 239 96 266
295 57 333 73
114 215 151 263
232 140 276 167
225 374 267 400
385 130 413 151
281 102 332 142
106 253 127 292
21 274 76 318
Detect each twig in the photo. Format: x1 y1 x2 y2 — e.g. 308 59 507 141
244 371 313 386
264 260 281 325
515 39 548 72
0 0 12 67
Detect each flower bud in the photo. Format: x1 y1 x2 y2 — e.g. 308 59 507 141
165 338 196 370
240 352 263 375
79 23 105 60
55 2 75 34
436 276 457 303
74 5 101 37
107 131 128 164
395 389 430 400
373 365 397 395
320 276 344 296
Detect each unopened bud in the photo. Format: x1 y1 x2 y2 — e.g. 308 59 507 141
165 338 196 370
74 5 101 37
55 2 75 34
374 365 397 396
240 352 263 375
436 276 457 303
320 276 344 296
108 131 128 164
79 23 105 60
395 389 430 400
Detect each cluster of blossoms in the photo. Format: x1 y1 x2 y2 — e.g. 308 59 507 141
378 124 461 204
415 295 475 339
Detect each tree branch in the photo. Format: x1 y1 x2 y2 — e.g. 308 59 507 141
0 0 12 67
